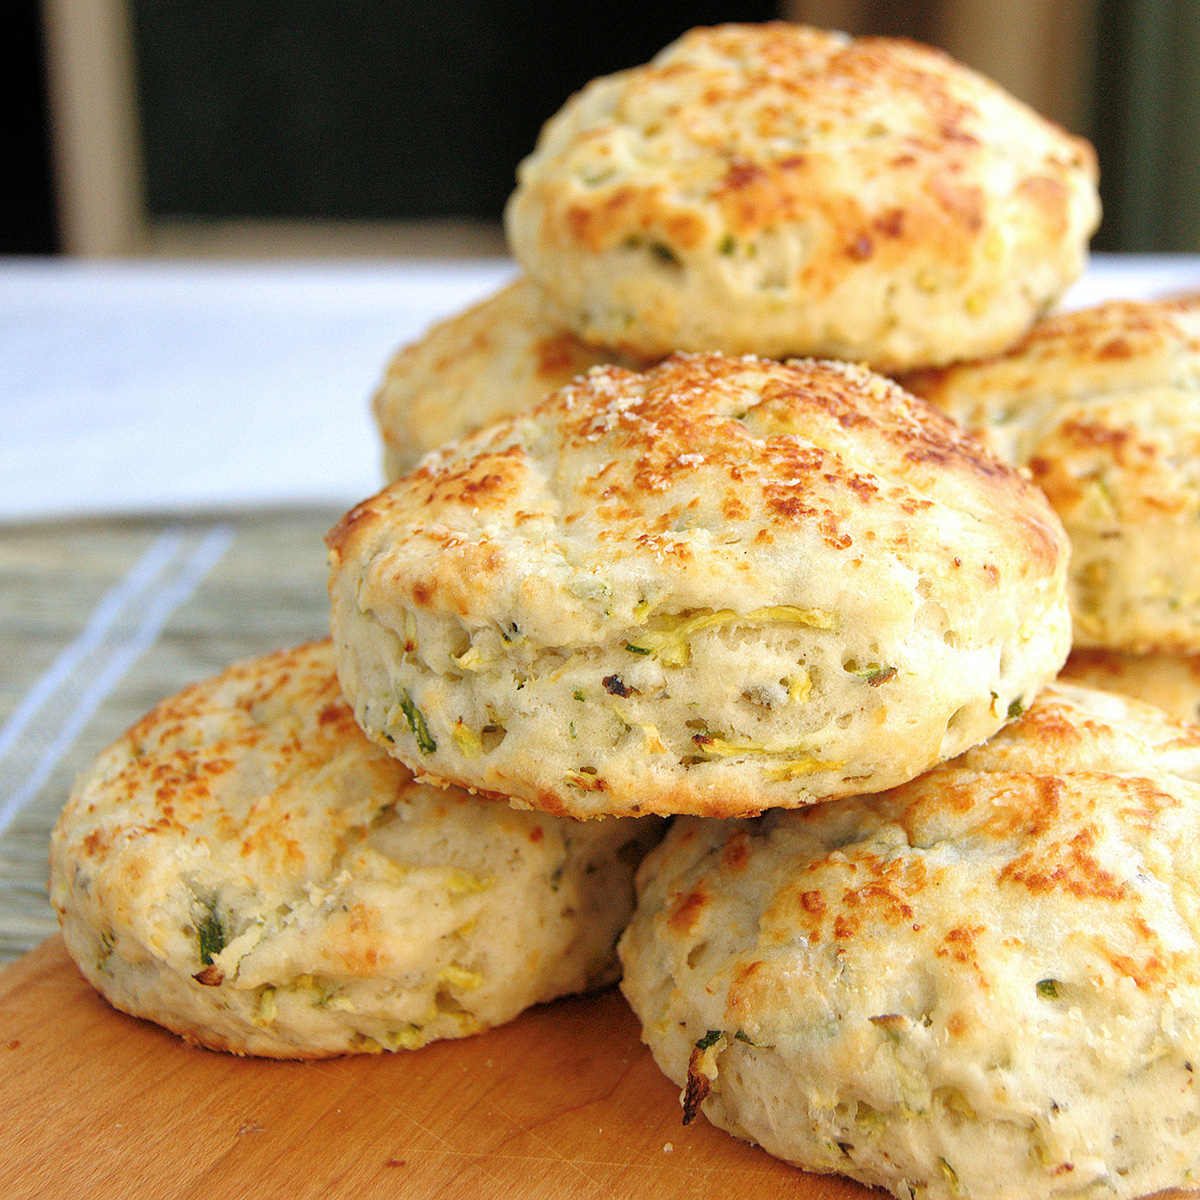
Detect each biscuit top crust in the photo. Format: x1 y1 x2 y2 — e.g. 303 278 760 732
57 639 600 906
635 681 1200 1034
903 295 1200 528
906 295 1200 407
52 639 664 1045
518 22 1094 251
618 682 1200 1199
955 679 1200 780
53 638 644 958
505 22 1098 363
371 277 649 477
330 353 1065 648
58 641 418 885
372 278 607 462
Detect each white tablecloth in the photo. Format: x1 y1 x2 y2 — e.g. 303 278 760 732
0 258 517 523
1 253 1197 524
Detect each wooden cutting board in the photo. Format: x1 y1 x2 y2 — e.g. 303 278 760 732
0 936 872 1200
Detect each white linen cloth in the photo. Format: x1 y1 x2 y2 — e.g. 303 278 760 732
0 253 1196 524
0 258 516 523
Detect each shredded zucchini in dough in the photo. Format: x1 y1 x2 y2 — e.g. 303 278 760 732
398 689 437 754
437 964 483 991
453 645 484 671
626 606 837 667
846 662 897 686
786 668 813 703
764 757 846 781
451 720 483 759
564 768 605 791
252 986 277 1026
442 868 492 896
691 731 844 778
381 1024 426 1051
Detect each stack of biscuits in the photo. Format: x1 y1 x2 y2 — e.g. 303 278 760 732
50 23 1200 1200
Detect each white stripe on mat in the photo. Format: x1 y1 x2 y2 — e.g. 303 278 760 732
0 524 234 837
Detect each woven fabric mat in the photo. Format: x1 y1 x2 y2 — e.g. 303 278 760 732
0 505 342 964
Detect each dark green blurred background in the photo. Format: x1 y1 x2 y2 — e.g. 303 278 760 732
131 1 775 224
1089 0 1200 250
7 0 1200 255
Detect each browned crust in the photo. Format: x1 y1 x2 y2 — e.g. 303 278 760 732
531 23 1095 270
902 295 1200 406
339 354 1062 609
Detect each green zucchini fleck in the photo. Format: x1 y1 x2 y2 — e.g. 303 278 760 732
695 1029 724 1050
938 1157 963 1196
1036 978 1060 999
399 689 437 754
564 767 604 792
626 606 836 667
1007 697 1026 721
847 662 897 686
649 241 680 266
197 901 227 966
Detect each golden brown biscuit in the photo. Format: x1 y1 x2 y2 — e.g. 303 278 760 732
50 641 663 1058
505 23 1099 371
372 276 650 479
620 683 1200 1200
1059 647 1200 724
329 353 1070 820
905 295 1200 652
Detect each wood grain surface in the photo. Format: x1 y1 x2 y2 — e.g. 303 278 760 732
0 937 872 1200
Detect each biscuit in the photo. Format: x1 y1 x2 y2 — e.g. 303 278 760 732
619 683 1200 1200
504 22 1099 372
1059 647 1200 724
373 276 649 479
328 353 1071 820
50 640 663 1058
905 295 1200 652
